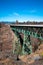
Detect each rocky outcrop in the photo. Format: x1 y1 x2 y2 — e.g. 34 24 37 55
30 36 41 52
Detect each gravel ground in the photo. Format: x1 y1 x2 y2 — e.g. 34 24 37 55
29 60 43 65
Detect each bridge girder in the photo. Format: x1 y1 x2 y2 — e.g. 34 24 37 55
11 26 43 55
11 27 43 40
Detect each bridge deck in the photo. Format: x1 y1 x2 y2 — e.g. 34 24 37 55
10 24 43 27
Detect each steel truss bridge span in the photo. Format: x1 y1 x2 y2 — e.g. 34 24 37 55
10 25 43 40
10 24 43 55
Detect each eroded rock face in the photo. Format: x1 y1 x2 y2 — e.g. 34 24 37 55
30 36 41 52
0 23 14 59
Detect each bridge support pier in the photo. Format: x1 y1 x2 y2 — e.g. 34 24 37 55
22 30 26 55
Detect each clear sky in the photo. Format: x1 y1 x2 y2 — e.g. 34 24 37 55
0 0 43 22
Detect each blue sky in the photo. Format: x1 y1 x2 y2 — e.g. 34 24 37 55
0 0 43 22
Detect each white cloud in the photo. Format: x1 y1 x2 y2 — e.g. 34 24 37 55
0 12 20 21
22 10 36 13
0 12 43 22
14 12 20 16
7 12 20 17
29 10 36 13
